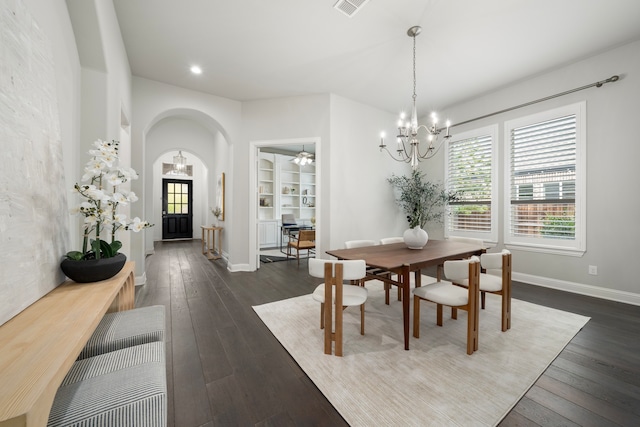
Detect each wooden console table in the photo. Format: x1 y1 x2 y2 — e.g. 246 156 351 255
0 262 135 427
201 225 223 260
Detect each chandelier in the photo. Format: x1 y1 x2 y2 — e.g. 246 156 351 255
292 146 314 166
172 150 187 175
379 26 452 169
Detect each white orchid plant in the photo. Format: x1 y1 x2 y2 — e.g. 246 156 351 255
66 139 153 260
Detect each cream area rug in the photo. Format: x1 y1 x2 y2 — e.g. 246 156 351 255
253 280 590 426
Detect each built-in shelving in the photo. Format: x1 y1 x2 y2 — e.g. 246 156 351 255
258 152 316 248
258 155 275 221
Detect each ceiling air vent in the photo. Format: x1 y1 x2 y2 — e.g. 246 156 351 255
333 0 371 18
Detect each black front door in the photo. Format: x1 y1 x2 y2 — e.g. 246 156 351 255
162 179 193 239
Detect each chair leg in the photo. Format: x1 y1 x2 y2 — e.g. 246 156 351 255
467 299 479 355
481 291 486 309
436 304 443 326
501 292 511 332
412 296 420 338
384 283 390 305
320 302 324 329
324 299 332 355
360 303 365 335
335 300 343 357
466 307 475 355
451 307 458 319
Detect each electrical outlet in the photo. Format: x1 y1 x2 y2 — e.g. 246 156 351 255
588 265 598 275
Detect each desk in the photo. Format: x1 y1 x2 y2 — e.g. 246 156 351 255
327 240 484 350
0 262 135 427
201 226 223 260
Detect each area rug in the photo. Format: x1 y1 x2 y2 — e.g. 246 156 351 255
253 281 589 426
260 255 291 263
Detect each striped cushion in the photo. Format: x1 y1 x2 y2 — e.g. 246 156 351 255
48 342 166 427
78 305 165 360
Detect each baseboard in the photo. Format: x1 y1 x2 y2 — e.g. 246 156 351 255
228 262 252 272
514 272 640 306
135 271 147 287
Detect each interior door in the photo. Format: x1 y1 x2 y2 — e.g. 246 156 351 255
162 179 193 239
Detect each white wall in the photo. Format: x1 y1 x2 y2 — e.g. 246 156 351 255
329 95 411 248
239 95 331 270
440 39 640 303
0 0 81 325
131 77 240 263
65 0 138 274
144 117 228 256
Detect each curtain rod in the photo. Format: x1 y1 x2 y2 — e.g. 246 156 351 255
448 75 620 129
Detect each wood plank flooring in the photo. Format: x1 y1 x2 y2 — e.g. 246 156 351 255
136 240 640 426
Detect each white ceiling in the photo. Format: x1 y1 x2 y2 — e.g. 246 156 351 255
112 0 640 122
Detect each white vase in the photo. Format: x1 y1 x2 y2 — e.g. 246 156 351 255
403 226 428 249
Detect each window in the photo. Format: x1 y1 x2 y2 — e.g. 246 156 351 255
445 125 498 242
166 182 190 214
504 102 585 255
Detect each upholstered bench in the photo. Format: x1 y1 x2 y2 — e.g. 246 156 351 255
47 341 167 427
78 305 165 360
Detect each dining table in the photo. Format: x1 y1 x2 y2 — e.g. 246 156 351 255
326 239 484 350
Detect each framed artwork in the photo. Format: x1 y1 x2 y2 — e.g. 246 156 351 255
217 173 225 221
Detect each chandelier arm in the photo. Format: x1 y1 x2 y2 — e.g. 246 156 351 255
384 136 414 160
379 144 413 164
415 136 449 160
398 138 415 159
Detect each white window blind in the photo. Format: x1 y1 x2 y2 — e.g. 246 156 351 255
505 102 585 255
510 115 576 238
445 125 497 241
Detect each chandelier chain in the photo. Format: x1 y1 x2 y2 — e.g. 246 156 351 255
412 33 417 102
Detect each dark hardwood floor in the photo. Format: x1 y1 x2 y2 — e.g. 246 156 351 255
136 240 640 427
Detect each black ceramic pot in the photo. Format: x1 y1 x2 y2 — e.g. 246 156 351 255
60 253 127 283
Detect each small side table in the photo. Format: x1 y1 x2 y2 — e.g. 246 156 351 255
201 225 223 260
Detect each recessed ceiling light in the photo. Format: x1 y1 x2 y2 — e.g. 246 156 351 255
190 65 202 75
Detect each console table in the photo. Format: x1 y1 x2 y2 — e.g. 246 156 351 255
201 225 223 260
0 262 135 427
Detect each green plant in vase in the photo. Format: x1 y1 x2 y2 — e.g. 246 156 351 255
387 169 459 229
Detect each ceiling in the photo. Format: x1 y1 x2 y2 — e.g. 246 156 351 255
112 0 640 131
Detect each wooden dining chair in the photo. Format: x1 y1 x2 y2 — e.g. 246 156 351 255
309 258 367 356
287 229 315 265
343 240 395 304
480 250 512 331
450 250 512 332
412 257 481 355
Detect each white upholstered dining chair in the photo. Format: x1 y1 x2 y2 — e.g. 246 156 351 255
309 258 367 356
343 239 396 304
344 239 377 249
412 257 481 355
379 237 404 245
450 249 512 332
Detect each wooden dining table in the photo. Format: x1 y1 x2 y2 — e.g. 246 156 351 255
326 239 484 350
